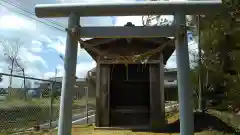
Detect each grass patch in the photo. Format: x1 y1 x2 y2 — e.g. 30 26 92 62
8 129 237 135
0 98 50 109
0 98 96 109
0 98 96 132
24 111 237 135
37 125 236 135
208 109 240 130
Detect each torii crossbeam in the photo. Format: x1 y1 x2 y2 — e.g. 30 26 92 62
35 1 223 135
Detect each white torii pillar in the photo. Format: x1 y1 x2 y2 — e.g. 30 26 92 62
57 13 79 135
175 12 194 135
34 1 223 135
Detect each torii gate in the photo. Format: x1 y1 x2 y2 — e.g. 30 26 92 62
35 1 223 135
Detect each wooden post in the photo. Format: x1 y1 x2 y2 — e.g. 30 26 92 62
96 60 110 127
100 64 110 126
95 56 101 126
149 53 165 129
159 53 165 118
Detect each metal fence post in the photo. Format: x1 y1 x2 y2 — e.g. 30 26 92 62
58 12 79 135
84 87 89 124
175 12 194 135
49 82 54 129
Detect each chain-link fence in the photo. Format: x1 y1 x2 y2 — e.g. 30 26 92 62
0 74 96 134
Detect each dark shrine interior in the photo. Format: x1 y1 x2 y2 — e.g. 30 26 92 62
110 64 150 126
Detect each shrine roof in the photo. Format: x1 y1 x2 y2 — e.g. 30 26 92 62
83 37 175 65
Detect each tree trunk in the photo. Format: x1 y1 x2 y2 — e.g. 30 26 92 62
197 15 204 112
23 69 27 101
9 60 14 88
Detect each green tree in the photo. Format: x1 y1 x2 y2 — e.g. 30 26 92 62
191 0 240 111
143 0 240 111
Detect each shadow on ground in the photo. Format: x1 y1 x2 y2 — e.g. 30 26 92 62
131 112 237 134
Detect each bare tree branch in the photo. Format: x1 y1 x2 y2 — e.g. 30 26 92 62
0 39 23 87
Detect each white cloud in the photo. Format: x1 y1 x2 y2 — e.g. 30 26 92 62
44 61 96 79
39 35 54 44
43 72 56 79
0 15 36 31
0 0 198 88
0 6 62 84
165 56 177 69
0 0 117 87
0 38 48 87
31 40 44 53
0 76 12 88
165 42 198 68
18 47 48 68
0 64 39 88
76 61 96 78
0 1 109 85
54 43 66 55
115 16 143 26
47 39 84 57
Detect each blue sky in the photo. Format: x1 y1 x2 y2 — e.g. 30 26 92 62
0 0 197 87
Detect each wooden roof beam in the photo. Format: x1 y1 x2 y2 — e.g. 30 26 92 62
82 37 174 47
83 38 117 47
99 59 161 64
